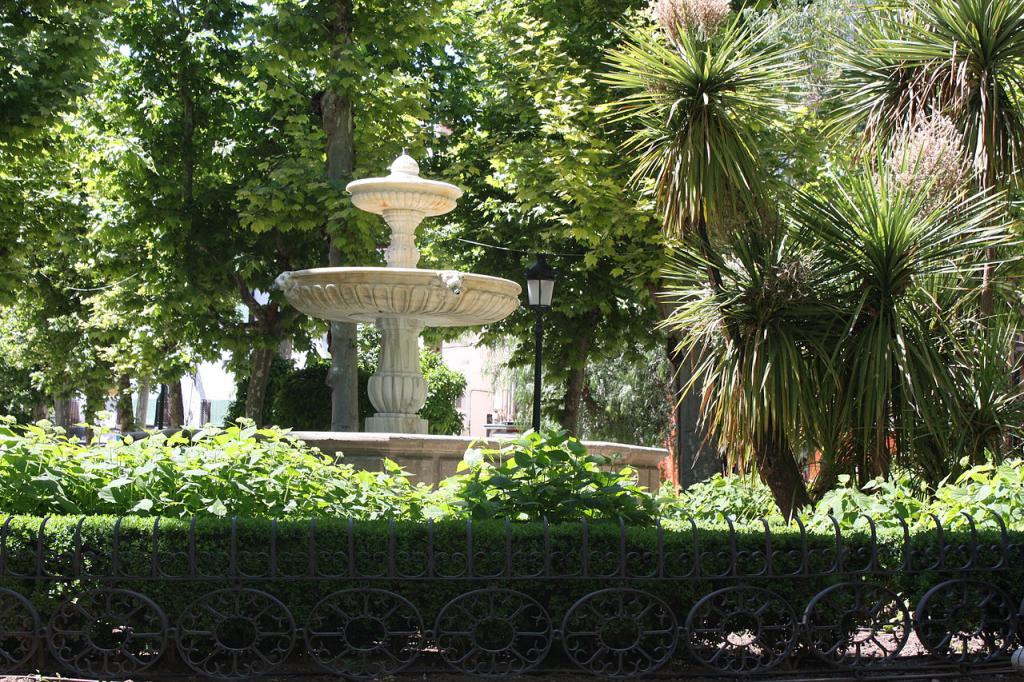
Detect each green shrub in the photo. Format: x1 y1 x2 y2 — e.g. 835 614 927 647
0 516 1018 630
417 351 467 435
2 417 1024 532
0 421 434 519
271 356 332 429
443 430 657 523
657 473 777 524
225 354 292 425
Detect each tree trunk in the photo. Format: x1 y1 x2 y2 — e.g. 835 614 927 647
245 347 276 426
166 380 185 428
558 364 587 435
669 341 721 486
558 309 599 435
653 280 721 489
755 429 811 521
30 402 48 422
327 320 360 431
808 452 836 502
116 375 135 432
53 398 70 428
136 378 150 427
322 0 360 432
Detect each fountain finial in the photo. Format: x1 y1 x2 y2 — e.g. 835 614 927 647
390 152 420 177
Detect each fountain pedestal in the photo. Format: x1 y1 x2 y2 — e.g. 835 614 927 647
365 317 428 434
277 153 522 434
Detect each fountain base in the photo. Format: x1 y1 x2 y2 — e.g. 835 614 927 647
365 414 428 434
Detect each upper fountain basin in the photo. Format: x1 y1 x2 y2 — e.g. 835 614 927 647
276 267 522 326
346 153 463 217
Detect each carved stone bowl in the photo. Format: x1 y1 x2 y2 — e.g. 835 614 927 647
276 267 522 326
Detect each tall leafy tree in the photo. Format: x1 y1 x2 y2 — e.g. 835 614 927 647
248 0 450 431
0 1 111 303
0 1 109 144
75 0 257 426
429 0 672 445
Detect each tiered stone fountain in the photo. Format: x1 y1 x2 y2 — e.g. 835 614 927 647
275 153 522 434
275 153 667 487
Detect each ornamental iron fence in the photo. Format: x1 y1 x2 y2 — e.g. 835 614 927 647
0 514 1020 678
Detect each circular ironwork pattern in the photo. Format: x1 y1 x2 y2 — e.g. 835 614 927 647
435 588 551 675
561 588 677 677
914 579 1017 663
48 588 166 677
0 588 38 672
177 588 295 679
804 582 910 667
686 586 797 673
306 588 423 677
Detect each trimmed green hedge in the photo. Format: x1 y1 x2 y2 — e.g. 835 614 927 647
2 516 1020 628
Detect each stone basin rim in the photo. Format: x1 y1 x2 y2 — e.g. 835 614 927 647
276 267 522 326
347 177 463 204
279 266 521 290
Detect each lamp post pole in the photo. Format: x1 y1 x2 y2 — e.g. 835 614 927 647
524 254 556 434
532 306 544 432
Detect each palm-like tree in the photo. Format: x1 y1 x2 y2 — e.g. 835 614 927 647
663 167 1014 514
605 9 810 513
833 0 1024 312
661 226 837 516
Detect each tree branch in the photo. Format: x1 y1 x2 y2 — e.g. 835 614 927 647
234 273 262 322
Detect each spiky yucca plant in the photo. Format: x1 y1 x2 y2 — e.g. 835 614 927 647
661 225 836 516
792 169 1012 480
606 5 810 515
663 164 1015 513
833 0 1024 311
605 12 801 239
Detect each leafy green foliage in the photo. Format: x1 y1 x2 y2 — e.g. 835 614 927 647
0 1 109 145
0 421 432 520
816 460 1024 531
0 419 1021 533
418 351 467 436
226 355 295 426
577 345 672 447
0 353 46 423
657 474 777 524
444 430 657 523
271 358 333 431
429 0 666 429
656 459 1024 531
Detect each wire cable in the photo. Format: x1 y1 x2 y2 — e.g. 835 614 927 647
452 237 584 258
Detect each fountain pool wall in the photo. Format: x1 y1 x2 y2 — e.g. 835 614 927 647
292 431 669 488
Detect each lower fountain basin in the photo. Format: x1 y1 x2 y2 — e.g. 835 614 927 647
276 267 522 326
293 431 669 489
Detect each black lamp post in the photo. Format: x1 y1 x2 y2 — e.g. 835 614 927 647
525 255 556 432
